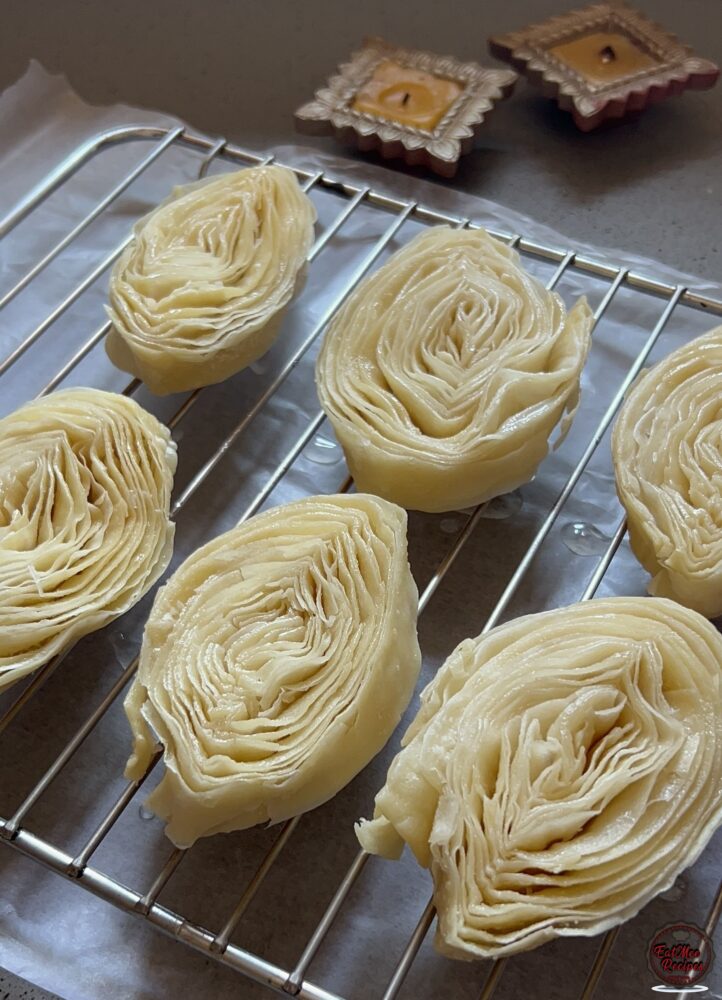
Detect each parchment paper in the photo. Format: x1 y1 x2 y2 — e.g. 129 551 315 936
0 62 720 1000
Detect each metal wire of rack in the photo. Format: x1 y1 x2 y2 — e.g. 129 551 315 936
0 124 721 1000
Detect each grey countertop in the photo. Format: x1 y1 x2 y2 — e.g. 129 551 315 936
0 972 61 1000
0 2 721 999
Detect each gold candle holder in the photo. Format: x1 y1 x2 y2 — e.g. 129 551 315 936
295 37 517 177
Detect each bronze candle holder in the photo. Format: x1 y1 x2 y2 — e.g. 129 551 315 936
489 2 719 131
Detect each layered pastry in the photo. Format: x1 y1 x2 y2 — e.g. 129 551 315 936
0 389 176 691
125 493 420 847
316 226 592 512
357 597 722 958
106 165 316 394
613 326 722 618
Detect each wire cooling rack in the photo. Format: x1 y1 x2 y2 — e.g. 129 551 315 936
0 125 721 1000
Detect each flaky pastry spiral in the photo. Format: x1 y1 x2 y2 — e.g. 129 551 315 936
357 597 722 958
613 326 722 617
125 493 420 847
0 389 176 691
106 165 316 394
316 226 592 512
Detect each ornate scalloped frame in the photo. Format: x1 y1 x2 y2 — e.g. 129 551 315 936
489 2 719 131
294 37 517 177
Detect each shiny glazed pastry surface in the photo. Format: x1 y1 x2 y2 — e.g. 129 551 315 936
106 165 316 394
316 226 592 512
0 388 176 691
357 597 722 958
613 326 722 618
125 493 420 847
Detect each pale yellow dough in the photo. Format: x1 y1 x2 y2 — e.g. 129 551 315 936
613 326 722 618
316 226 592 513
357 597 722 959
0 389 176 692
106 165 316 395
125 493 420 848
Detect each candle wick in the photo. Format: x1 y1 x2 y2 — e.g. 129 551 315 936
402 91 411 106
599 44 616 63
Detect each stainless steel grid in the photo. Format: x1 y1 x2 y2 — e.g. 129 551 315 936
1 123 721 1000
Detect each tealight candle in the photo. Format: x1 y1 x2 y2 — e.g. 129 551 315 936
489 2 719 131
549 31 656 83
352 61 463 130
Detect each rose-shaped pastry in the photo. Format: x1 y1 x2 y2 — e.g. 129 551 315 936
613 326 722 618
316 226 592 513
357 597 722 959
124 493 420 847
106 165 316 394
0 389 176 692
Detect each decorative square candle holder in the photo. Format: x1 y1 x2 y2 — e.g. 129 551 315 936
294 37 517 177
489 2 719 131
